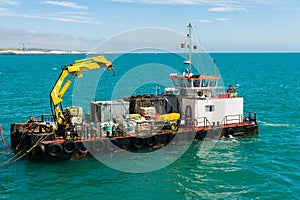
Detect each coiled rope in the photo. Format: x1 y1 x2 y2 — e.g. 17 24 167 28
2 132 51 166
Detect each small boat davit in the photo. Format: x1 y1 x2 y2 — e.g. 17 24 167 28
9 24 258 161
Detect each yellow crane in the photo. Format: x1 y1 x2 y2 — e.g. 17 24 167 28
50 55 114 131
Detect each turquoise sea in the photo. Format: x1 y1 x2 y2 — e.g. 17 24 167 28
0 53 299 199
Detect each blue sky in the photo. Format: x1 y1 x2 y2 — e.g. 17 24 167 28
0 0 299 51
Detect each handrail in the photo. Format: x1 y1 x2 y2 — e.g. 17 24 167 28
41 114 55 122
220 114 243 126
195 117 212 128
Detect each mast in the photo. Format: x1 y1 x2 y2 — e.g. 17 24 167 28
187 23 192 74
182 23 194 75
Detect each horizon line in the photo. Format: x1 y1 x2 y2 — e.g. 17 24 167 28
1 48 299 54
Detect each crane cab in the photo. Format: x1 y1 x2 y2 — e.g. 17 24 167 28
63 106 83 125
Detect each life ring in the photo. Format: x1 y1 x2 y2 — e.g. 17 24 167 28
106 138 119 151
133 137 145 149
29 144 45 161
47 142 63 157
62 140 78 154
92 140 105 152
146 135 158 146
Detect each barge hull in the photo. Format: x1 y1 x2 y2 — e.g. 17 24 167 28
10 122 258 161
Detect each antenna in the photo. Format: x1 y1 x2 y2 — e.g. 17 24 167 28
214 60 216 76
187 23 192 74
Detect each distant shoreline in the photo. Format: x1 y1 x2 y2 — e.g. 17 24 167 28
0 49 299 55
0 49 94 55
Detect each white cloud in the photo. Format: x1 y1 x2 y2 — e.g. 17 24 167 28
44 0 88 10
113 0 211 5
216 17 230 22
0 12 99 24
193 19 213 23
0 0 20 6
0 28 97 50
143 0 208 5
28 30 37 34
0 7 98 24
57 11 89 15
216 17 230 24
209 7 247 12
0 7 12 15
0 7 7 12
17 13 99 24
193 17 231 24
111 0 285 11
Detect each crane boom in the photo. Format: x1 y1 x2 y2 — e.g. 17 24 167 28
50 55 113 126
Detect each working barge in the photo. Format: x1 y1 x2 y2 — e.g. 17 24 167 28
10 24 258 161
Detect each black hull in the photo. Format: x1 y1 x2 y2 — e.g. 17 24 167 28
10 123 258 161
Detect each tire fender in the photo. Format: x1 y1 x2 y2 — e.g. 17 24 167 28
63 140 78 154
133 137 145 149
47 142 63 157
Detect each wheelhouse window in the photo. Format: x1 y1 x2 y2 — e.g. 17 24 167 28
172 79 179 86
193 80 200 87
209 79 217 87
201 79 209 87
185 79 191 87
179 79 185 87
205 105 215 112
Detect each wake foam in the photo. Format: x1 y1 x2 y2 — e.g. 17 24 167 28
258 121 293 128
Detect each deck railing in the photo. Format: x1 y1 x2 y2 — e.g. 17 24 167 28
220 114 243 126
195 117 212 128
41 114 54 122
